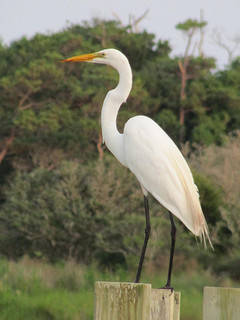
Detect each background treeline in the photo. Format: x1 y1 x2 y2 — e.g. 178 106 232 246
0 19 240 281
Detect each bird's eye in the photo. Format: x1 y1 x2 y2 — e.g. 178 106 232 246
101 53 105 57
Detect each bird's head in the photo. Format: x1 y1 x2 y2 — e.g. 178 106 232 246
61 48 129 68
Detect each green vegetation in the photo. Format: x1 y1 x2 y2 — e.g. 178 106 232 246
0 257 238 320
0 18 240 318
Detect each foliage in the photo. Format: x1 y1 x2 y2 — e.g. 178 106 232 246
0 153 222 273
0 18 240 280
0 152 227 277
0 158 139 264
0 257 238 320
0 18 239 171
176 19 207 33
0 257 94 320
187 132 240 279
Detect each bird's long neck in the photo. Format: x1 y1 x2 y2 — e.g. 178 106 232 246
101 61 132 166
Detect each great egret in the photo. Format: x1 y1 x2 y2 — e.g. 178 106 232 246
61 49 212 288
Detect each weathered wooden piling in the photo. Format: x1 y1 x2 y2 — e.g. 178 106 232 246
203 286 240 320
94 281 181 320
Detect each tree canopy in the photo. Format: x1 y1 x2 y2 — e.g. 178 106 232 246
0 19 240 279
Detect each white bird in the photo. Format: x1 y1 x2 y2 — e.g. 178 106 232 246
61 48 212 289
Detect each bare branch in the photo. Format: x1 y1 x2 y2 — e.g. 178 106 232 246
178 60 184 73
198 9 205 56
184 26 196 58
112 9 149 33
97 131 104 160
133 9 149 33
19 103 33 111
0 133 15 164
18 89 32 109
212 29 240 64
111 11 124 28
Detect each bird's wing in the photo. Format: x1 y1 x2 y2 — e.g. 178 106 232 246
123 115 210 244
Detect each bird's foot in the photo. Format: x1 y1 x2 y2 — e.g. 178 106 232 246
159 284 174 295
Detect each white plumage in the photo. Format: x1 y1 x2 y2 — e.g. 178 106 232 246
124 115 208 239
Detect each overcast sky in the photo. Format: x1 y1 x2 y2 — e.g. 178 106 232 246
1 0 240 68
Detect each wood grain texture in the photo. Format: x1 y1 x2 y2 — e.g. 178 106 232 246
94 282 151 320
94 282 181 320
173 292 181 320
150 289 174 320
203 286 240 320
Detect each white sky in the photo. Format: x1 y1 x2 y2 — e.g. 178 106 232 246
1 0 240 68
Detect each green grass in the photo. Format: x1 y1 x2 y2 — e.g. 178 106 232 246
0 257 238 320
0 290 92 320
0 257 94 320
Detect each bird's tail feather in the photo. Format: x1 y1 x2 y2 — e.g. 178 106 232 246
199 218 214 250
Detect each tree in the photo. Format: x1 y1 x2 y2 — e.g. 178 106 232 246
0 158 145 266
0 58 70 166
188 132 240 279
176 18 208 143
0 19 240 279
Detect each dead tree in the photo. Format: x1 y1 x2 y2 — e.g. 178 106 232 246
176 18 207 144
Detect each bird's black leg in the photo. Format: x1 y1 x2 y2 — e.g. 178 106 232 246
162 211 176 290
135 196 151 283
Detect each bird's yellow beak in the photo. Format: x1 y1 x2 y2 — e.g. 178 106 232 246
60 52 101 63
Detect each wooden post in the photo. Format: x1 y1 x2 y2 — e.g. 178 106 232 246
94 282 151 320
94 282 181 320
150 288 174 320
173 292 181 320
203 286 240 320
